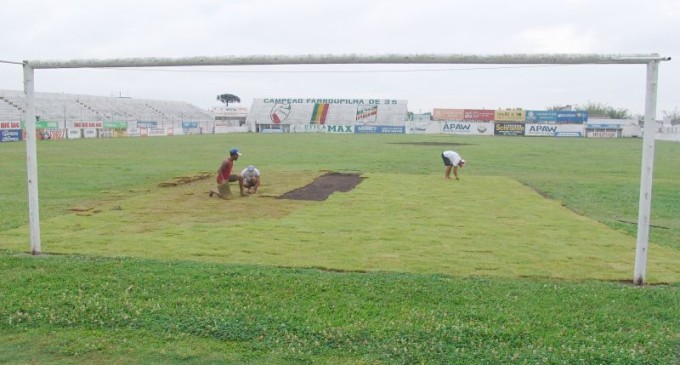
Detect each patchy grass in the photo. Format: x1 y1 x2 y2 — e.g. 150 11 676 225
1 253 679 364
4 172 679 282
1 134 680 363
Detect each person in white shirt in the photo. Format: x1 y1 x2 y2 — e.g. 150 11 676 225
441 151 466 180
239 165 261 194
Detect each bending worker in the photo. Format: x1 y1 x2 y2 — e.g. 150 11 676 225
441 150 466 180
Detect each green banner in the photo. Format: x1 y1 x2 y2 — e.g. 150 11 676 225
104 121 128 129
21 121 59 129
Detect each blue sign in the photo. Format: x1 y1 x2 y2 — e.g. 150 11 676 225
556 111 588 123
587 124 622 129
0 129 22 142
354 125 405 134
182 121 199 128
525 110 557 123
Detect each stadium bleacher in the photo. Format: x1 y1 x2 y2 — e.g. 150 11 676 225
0 89 213 123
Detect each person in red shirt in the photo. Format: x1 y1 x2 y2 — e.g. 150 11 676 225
210 148 246 199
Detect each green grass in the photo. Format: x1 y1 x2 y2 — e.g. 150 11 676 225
2 254 679 364
1 134 680 363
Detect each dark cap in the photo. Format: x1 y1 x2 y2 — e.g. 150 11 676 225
230 148 242 156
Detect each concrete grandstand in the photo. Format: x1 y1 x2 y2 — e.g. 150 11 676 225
0 89 213 125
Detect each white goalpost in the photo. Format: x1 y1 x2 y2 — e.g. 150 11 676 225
20 53 670 285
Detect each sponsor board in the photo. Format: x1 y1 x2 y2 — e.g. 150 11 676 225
104 121 128 129
587 130 620 138
495 110 525 122
137 121 158 129
98 129 115 138
38 121 59 129
525 123 584 137
586 123 623 129
556 111 588 123
432 108 465 121
494 122 525 136
0 129 22 142
406 121 440 134
67 129 82 139
0 122 21 129
83 128 97 138
74 121 103 129
182 121 199 129
463 109 495 121
248 98 407 126
441 121 494 136
354 125 404 134
148 128 172 137
289 124 354 133
40 129 66 140
525 110 557 123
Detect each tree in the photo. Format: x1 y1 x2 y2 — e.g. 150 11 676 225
663 108 680 125
547 102 632 119
216 93 240 106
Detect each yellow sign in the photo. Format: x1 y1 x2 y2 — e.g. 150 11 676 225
495 109 525 122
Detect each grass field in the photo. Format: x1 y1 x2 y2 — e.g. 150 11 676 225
1 134 679 364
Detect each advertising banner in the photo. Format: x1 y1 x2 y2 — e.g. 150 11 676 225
247 98 408 126
83 128 97 138
148 128 171 137
525 110 557 123
104 121 128 129
0 129 22 142
463 109 495 121
74 121 103 129
494 110 525 122
137 121 158 129
67 129 82 139
494 122 525 136
441 121 494 136
556 111 588 123
41 129 66 140
432 108 465 121
586 123 623 129
36 121 60 129
406 121 440 134
525 123 584 137
289 124 355 133
0 121 22 129
354 125 404 134
182 121 199 129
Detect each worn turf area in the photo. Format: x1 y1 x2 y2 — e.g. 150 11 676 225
4 171 680 283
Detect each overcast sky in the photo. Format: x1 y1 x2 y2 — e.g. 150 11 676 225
1 0 678 117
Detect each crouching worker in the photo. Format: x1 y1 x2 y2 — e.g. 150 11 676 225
442 150 466 180
240 165 261 194
210 148 247 199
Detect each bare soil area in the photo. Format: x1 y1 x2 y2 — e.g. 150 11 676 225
278 172 364 201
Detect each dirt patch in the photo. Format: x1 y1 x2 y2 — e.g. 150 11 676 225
389 142 475 146
279 172 365 201
158 172 212 187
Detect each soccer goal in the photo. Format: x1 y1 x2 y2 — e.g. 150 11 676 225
19 53 670 285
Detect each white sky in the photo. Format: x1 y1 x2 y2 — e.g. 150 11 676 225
1 0 678 117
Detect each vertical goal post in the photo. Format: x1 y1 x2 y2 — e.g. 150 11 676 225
21 53 671 285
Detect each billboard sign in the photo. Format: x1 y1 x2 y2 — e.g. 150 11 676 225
0 129 22 142
494 122 525 136
463 109 495 121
